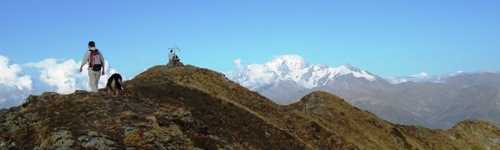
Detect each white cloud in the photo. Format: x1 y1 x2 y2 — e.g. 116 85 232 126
0 55 120 108
234 58 242 67
27 58 118 94
27 58 84 94
0 55 32 90
0 55 32 108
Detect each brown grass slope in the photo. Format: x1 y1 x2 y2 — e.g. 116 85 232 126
0 65 310 149
286 91 500 150
129 65 357 149
0 64 499 150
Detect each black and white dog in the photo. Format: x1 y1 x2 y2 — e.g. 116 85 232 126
106 73 124 96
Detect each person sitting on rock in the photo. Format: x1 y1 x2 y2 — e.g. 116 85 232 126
167 49 183 67
168 49 176 63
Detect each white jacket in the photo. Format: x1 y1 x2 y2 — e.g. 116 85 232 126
168 51 176 61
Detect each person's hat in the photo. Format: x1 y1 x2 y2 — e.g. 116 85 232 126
88 41 96 47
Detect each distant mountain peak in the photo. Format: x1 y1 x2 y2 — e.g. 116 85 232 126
269 55 307 71
338 64 357 71
330 64 377 81
230 55 377 89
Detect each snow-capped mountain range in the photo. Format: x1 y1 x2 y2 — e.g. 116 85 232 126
229 55 500 129
231 54 468 89
232 55 378 90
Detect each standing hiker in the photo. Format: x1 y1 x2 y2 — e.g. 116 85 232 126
80 41 105 92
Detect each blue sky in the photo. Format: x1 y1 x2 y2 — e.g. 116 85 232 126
2 0 500 77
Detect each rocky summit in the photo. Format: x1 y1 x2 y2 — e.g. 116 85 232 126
1 65 499 150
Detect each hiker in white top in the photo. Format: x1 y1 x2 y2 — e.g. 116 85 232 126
80 41 105 92
168 49 175 63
